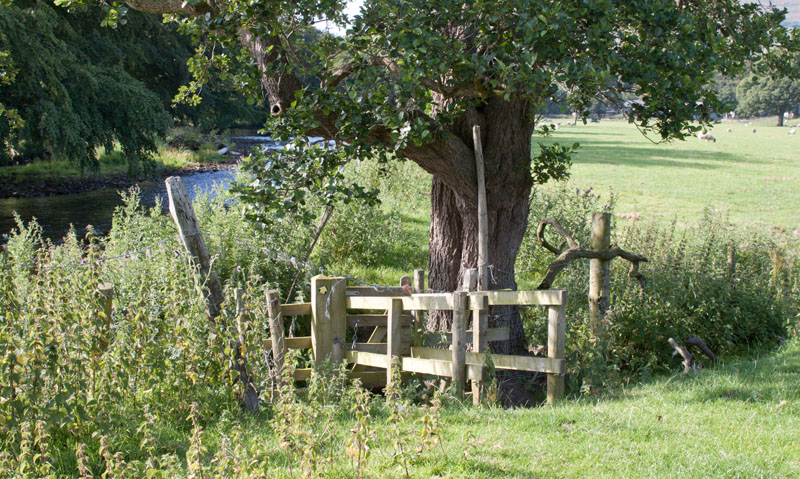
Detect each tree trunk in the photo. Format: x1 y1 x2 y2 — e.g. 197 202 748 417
426 99 533 354
778 108 785 126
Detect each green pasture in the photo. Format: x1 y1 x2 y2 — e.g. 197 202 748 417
537 118 800 233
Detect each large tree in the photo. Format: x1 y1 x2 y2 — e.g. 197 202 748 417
109 0 793 351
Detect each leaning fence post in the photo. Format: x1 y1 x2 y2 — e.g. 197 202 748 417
165 176 224 319
266 290 286 382
451 292 468 398
386 298 404 385
311 275 346 365
166 176 258 412
588 212 611 339
547 290 567 404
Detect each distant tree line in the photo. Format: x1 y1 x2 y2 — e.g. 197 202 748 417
0 0 265 173
713 53 800 126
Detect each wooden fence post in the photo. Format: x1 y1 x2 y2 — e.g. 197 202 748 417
588 212 611 339
547 290 567 404
471 294 489 405
311 275 347 364
727 246 737 282
411 269 426 346
165 176 224 319
266 290 286 381
386 298 404 384
451 292 468 398
98 283 113 319
472 125 490 291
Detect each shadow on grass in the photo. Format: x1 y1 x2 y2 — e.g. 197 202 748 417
568 144 748 170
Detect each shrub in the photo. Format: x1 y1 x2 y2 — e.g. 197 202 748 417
518 187 799 391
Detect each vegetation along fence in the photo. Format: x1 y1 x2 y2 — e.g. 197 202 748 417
164 175 569 407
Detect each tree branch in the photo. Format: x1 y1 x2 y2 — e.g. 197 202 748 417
668 337 694 373
535 218 648 290
685 337 719 363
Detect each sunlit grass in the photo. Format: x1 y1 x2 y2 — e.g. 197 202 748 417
537 118 800 232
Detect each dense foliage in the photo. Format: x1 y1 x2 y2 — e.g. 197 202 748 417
736 58 800 126
519 187 798 393
0 0 264 172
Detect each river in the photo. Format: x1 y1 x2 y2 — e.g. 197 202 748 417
0 135 278 242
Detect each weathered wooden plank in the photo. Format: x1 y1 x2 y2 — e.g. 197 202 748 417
429 327 510 346
352 343 387 354
281 302 312 316
345 350 390 369
478 289 567 307
346 286 408 297
347 294 457 311
409 347 565 374
264 336 312 350
346 314 413 327
401 357 483 381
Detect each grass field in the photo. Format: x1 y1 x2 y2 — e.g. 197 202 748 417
179 338 800 478
538 118 800 233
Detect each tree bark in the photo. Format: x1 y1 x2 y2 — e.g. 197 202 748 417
777 108 785 127
425 99 533 354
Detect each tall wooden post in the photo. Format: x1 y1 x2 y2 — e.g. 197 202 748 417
588 212 611 338
727 246 737 283
412 269 426 346
311 275 347 364
451 292 468 398
472 125 490 291
165 176 224 319
166 177 258 412
547 290 567 404
266 290 286 381
386 298 404 385
471 293 489 405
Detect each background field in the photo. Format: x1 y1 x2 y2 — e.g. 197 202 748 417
537 118 800 234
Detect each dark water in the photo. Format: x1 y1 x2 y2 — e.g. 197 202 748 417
0 135 276 242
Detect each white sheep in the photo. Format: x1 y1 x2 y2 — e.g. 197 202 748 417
726 128 732 133
697 132 717 142
789 128 796 135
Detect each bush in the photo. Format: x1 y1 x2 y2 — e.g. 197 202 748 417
517 187 799 391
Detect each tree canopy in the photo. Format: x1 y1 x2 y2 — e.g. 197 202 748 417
0 0 265 171
70 0 798 348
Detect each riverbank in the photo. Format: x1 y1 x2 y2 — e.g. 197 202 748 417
0 159 237 199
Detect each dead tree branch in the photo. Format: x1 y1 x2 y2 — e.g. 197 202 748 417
668 337 694 373
535 218 648 290
685 337 718 363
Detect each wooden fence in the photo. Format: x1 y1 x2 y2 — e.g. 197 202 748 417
268 275 568 404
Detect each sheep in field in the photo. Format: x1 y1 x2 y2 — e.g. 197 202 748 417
726 128 732 133
697 131 716 142
789 128 796 135
752 128 757 133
